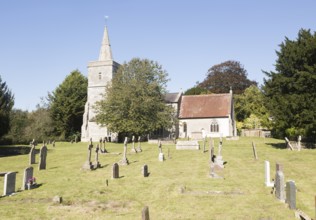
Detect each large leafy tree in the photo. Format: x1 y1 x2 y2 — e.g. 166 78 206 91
234 85 271 129
0 76 14 138
95 58 174 136
49 70 87 139
199 60 257 94
263 29 316 138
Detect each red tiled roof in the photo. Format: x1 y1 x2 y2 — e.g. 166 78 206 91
179 93 232 119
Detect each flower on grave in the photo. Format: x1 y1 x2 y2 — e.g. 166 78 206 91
28 177 36 185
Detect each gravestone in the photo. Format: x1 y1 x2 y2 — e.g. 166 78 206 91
285 137 294 150
38 145 47 170
176 140 199 150
29 146 36 165
131 136 137 153
52 140 55 147
22 166 34 190
275 163 285 202
94 144 101 169
286 180 296 209
264 161 274 187
158 141 164 161
137 136 142 152
202 137 206 153
119 137 129 165
142 206 150 220
82 139 93 170
112 163 119 179
142 164 149 177
297 135 301 151
102 137 108 153
214 141 224 169
3 172 16 196
252 141 258 160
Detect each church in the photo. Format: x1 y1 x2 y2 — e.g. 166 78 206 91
81 26 236 142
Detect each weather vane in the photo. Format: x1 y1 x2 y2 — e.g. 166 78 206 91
104 15 109 26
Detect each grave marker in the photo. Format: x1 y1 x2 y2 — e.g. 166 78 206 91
82 139 93 170
131 136 137 153
29 146 36 165
142 206 150 220
275 163 285 202
158 140 164 161
22 166 34 190
264 161 274 187
137 136 142 152
142 164 149 177
286 180 296 209
38 145 47 170
119 137 129 165
3 172 16 196
285 137 294 150
112 163 119 179
94 144 101 168
252 141 258 160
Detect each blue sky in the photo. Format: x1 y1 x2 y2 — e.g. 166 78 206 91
1 0 316 111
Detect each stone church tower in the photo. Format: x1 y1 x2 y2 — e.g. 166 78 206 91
81 26 120 142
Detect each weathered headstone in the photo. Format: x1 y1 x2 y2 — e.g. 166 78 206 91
131 136 137 153
22 166 34 190
94 144 101 169
38 145 47 170
203 137 206 153
142 164 149 177
101 137 108 153
286 180 296 209
264 161 274 187
119 137 129 165
214 141 224 169
297 135 301 151
137 136 142 152
112 163 119 179
29 146 36 165
275 163 285 201
252 141 258 160
142 206 150 220
3 172 16 196
158 141 164 161
82 139 93 170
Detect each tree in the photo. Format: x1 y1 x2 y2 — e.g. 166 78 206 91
199 60 257 94
49 70 87 139
0 76 14 138
95 58 174 136
263 29 316 138
234 85 271 129
184 86 209 95
5 109 28 144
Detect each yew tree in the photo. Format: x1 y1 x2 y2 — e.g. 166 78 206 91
0 76 14 138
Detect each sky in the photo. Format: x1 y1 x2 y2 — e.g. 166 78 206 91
1 0 316 111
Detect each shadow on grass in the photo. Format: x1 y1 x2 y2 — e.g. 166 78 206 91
265 142 287 149
0 145 31 157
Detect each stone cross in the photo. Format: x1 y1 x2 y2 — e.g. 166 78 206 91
112 163 119 179
264 161 274 187
29 146 36 165
3 172 16 196
131 135 137 153
22 166 34 190
286 180 296 209
142 164 149 177
82 140 93 170
38 145 47 170
142 206 150 220
252 141 258 160
102 137 108 153
94 144 101 168
137 136 142 152
275 163 285 201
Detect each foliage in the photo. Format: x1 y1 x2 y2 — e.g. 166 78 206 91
49 70 87 139
95 58 174 136
263 29 316 138
199 60 257 94
0 76 14 138
184 86 209 95
5 109 29 144
234 85 271 129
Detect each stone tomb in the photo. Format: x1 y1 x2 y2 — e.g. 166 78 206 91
38 145 47 170
3 172 16 196
22 166 34 190
176 140 199 150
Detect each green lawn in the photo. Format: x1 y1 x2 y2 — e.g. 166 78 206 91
0 137 315 219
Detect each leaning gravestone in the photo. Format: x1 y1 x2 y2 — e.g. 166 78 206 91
3 172 16 196
286 180 296 209
38 145 47 170
29 146 36 165
176 140 199 150
275 163 285 202
22 166 34 190
112 163 119 179
252 141 258 160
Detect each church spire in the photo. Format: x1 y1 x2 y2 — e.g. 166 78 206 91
98 25 113 61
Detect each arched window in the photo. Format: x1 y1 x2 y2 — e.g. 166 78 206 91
210 121 219 133
183 122 187 133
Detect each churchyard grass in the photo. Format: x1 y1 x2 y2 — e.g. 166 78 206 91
0 137 315 219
